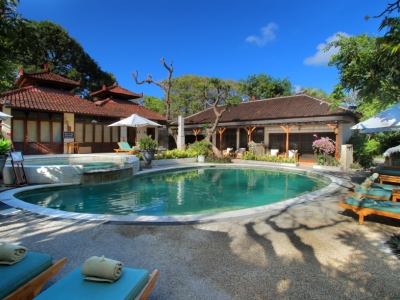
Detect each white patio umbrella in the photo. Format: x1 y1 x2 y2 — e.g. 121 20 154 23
351 102 400 133
383 145 400 157
108 114 161 128
0 112 12 121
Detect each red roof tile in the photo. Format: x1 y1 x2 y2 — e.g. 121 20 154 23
90 84 142 100
1 86 164 121
15 69 80 89
184 94 354 125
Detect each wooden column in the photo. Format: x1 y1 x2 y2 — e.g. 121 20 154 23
193 128 201 141
279 125 295 158
327 123 339 158
244 126 256 142
218 128 226 151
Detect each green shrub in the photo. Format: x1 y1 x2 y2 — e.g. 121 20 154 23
242 152 297 163
188 141 211 156
346 132 374 168
138 135 158 150
155 149 195 159
205 155 232 163
0 139 11 155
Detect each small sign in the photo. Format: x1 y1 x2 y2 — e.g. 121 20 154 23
10 151 24 163
64 131 74 139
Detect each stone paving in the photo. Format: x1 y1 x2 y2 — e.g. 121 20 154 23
1 164 400 299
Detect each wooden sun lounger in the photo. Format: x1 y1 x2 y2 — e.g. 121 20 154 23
337 202 400 224
3 257 67 300
114 142 140 155
114 148 135 154
379 174 400 185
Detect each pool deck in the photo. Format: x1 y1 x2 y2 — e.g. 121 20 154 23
1 161 399 299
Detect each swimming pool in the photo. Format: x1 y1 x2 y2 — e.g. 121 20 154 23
14 167 330 217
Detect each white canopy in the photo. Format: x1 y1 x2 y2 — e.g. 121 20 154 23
351 102 400 133
383 145 400 157
108 114 161 128
0 112 12 121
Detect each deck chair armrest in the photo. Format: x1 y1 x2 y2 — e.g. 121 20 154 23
4 257 67 300
134 269 159 300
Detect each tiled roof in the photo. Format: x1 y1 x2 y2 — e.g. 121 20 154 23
1 86 164 121
184 94 354 125
90 84 142 100
15 69 80 89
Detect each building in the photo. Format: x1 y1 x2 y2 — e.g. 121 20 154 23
0 66 164 154
183 94 358 161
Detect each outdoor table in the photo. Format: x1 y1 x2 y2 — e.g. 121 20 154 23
65 142 81 154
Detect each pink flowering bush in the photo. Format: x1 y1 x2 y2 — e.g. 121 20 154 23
312 134 339 166
312 135 336 155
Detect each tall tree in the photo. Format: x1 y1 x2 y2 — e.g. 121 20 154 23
238 73 292 100
142 95 165 115
326 31 400 108
0 0 37 92
19 21 115 97
169 75 210 116
132 58 176 144
298 87 329 99
201 78 241 157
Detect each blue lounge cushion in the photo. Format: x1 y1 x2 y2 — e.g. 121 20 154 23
0 251 52 299
355 187 392 198
377 169 400 176
346 197 400 214
118 142 132 150
35 266 149 300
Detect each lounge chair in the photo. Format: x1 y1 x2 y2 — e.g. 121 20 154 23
114 142 140 155
222 148 233 157
270 149 279 157
1 252 66 300
288 150 299 161
35 266 159 300
338 196 400 224
235 148 246 159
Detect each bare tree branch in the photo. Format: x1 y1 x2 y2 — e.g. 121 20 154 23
132 58 177 146
366 1 400 20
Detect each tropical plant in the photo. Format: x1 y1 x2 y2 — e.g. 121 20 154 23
386 233 400 258
188 140 211 156
0 138 12 155
19 21 116 98
138 135 158 150
248 141 257 153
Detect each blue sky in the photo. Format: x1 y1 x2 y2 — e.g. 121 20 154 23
18 0 388 99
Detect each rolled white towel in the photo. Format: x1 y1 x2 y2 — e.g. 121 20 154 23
372 173 379 179
81 256 124 283
353 192 364 201
0 242 27 265
361 182 371 190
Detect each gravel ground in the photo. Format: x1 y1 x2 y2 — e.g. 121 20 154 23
1 168 400 299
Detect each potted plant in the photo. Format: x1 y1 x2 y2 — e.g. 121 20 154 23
190 141 211 163
138 135 158 168
0 135 12 179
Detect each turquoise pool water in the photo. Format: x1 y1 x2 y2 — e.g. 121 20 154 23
15 168 329 216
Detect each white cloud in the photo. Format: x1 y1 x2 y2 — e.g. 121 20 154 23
303 32 351 66
245 22 278 47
